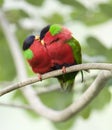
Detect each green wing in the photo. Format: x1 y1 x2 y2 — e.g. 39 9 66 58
67 37 82 64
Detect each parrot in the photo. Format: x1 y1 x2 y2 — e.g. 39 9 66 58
23 35 52 75
39 24 82 91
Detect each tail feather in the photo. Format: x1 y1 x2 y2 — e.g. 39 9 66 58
58 78 74 91
57 68 85 91
57 71 79 92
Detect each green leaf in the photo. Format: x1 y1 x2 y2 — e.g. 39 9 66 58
91 87 111 110
59 0 86 10
39 90 74 110
99 3 112 17
12 90 28 104
5 9 29 23
0 29 16 81
85 11 109 26
53 117 76 130
86 36 107 54
25 109 39 119
84 36 109 61
71 10 109 26
80 106 91 119
84 36 112 62
70 9 86 20
80 87 111 119
26 0 44 6
43 13 64 24
0 0 3 7
70 2 112 26
107 48 112 61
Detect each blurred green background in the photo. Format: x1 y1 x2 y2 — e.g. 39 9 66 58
0 0 112 130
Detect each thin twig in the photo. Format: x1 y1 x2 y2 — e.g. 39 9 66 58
0 102 33 110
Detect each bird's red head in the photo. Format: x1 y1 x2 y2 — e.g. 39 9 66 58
23 35 52 74
40 24 72 45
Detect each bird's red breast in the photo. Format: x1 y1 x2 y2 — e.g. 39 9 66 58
28 40 52 74
46 42 76 67
40 26 76 69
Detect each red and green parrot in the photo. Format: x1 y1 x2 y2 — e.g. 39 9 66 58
39 24 82 91
23 35 52 74
23 24 82 91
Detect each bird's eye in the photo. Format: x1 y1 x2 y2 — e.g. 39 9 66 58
40 25 50 40
23 35 35 50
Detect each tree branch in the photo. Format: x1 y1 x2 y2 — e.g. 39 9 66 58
11 70 111 122
36 73 98 95
0 63 112 96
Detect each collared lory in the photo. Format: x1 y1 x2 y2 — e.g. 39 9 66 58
39 24 82 91
23 35 52 74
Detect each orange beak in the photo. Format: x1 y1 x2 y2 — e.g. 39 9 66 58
41 40 45 46
35 35 40 40
35 35 45 46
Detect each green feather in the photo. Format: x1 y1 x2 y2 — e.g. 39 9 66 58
57 37 82 91
57 71 78 91
67 37 82 64
24 49 33 60
49 24 62 36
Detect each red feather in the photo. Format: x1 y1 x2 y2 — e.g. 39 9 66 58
42 26 75 68
44 27 72 45
28 40 52 74
46 42 75 67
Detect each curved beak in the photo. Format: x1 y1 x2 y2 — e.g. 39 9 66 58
35 35 40 40
35 35 45 46
41 40 45 46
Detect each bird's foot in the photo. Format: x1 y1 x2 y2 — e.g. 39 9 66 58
38 74 42 81
62 66 66 73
